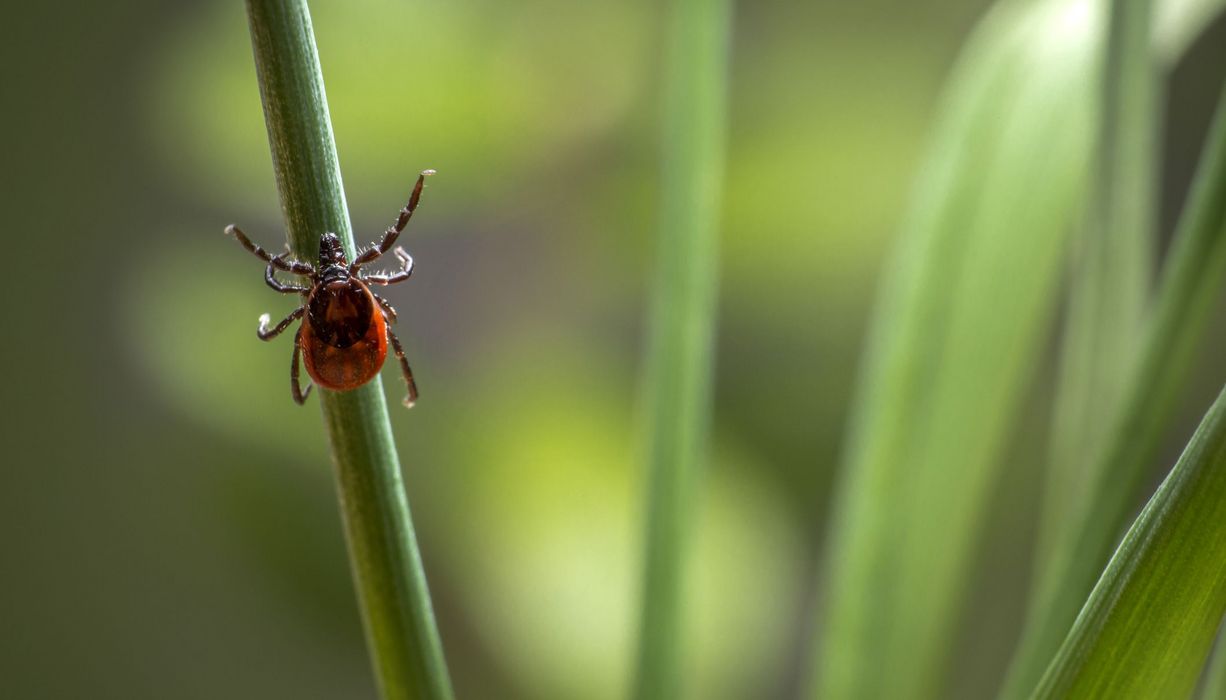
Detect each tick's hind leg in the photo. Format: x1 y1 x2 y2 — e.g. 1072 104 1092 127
372 293 398 322
291 326 313 405
350 169 434 270
385 324 419 408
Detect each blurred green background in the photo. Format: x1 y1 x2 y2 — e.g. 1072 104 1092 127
2 1 1225 698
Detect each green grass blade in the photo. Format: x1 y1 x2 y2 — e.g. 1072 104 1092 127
1003 85 1226 700
1204 634 1226 699
1031 384 1226 699
632 0 731 697
1156 0 1226 62
810 2 1099 697
243 2 454 698
1039 0 1155 571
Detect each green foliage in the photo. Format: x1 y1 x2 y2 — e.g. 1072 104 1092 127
1005 83 1226 700
1156 0 1226 59
633 0 732 697
243 1 453 698
1204 637 1226 699
1038 0 1154 572
233 2 1226 698
1031 384 1226 698
1002 0 1159 693
811 1 1099 696
19 0 1226 696
814 0 1226 698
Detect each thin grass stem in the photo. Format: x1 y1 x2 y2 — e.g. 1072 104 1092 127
244 2 454 698
632 0 732 697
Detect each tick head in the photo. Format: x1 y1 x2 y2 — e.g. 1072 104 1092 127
318 232 347 267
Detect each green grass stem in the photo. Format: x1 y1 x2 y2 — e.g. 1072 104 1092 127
632 0 731 697
243 2 454 698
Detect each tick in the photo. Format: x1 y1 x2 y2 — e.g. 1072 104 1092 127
225 169 435 408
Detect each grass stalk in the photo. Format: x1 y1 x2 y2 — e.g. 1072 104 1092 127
632 0 731 697
243 2 454 698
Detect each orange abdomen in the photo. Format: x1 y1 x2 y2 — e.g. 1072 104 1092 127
300 284 389 391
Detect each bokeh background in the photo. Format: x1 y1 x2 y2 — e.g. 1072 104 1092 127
3 1 1225 698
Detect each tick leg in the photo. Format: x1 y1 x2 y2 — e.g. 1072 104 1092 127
226 224 315 275
266 257 311 294
386 323 419 408
350 169 434 271
372 292 399 323
258 306 304 341
291 326 313 405
226 223 279 263
365 248 414 285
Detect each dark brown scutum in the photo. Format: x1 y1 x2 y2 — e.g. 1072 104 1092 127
308 279 375 348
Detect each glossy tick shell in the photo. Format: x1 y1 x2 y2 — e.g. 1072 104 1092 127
300 278 389 391
228 168 432 407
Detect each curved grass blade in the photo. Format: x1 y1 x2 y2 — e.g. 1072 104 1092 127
1038 0 1155 573
1031 384 1226 699
1204 633 1226 699
1004 84 1226 700
810 1 1101 697
1156 0 1226 61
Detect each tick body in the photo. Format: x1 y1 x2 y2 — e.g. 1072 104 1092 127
301 275 388 391
226 169 434 407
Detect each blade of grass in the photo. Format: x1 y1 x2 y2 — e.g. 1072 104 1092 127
1031 383 1226 699
632 0 731 697
243 2 454 698
1038 0 1155 572
1204 630 1226 699
810 2 1100 698
1002 85 1226 700
1155 0 1226 62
